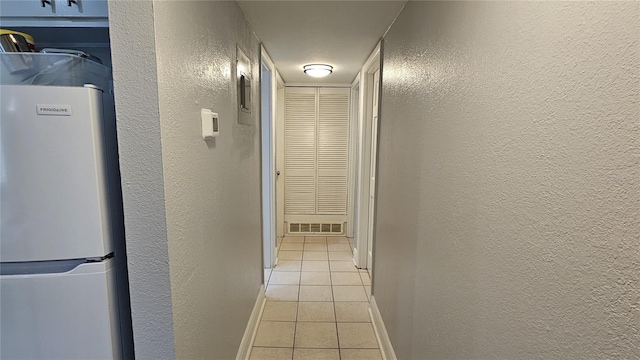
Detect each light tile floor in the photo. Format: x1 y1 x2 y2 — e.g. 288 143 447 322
251 236 381 360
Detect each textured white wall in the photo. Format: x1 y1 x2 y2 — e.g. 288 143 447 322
109 1 262 359
375 2 639 359
108 1 175 358
153 1 262 359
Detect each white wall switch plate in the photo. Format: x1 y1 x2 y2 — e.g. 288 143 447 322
201 108 219 140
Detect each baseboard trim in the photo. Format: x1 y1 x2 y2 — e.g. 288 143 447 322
369 295 397 360
236 285 266 360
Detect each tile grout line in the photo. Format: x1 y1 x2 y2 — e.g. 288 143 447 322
337 239 358 359
285 236 299 358
328 248 343 359
291 236 306 357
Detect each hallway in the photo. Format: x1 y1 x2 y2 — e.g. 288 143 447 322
106 1 639 358
250 236 379 360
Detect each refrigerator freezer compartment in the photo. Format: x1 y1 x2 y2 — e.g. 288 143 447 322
0 258 122 360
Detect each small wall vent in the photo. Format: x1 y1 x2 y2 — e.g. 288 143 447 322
288 222 344 235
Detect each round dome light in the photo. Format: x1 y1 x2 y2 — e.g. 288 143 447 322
303 64 333 78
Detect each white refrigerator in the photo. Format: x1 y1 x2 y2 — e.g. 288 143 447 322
0 80 129 359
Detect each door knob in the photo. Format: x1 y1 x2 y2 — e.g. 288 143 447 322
277 171 280 176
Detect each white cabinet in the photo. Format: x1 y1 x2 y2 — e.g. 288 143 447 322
0 0 108 27
61 0 109 18
0 0 63 18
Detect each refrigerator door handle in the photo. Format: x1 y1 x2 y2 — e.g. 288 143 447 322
1 259 86 276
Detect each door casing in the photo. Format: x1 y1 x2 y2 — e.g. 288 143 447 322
260 46 278 270
354 43 382 271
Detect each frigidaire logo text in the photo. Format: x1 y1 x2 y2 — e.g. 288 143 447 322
39 107 68 113
36 104 72 116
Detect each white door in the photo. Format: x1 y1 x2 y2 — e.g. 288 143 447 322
260 61 276 268
283 87 350 233
0 85 114 262
284 87 317 216
317 88 350 216
366 70 380 272
0 259 121 359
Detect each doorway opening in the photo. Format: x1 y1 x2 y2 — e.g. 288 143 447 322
279 86 351 239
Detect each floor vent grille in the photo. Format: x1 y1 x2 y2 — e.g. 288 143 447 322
288 223 343 234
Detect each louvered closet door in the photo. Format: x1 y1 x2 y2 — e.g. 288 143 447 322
317 88 349 215
284 88 316 215
284 87 350 221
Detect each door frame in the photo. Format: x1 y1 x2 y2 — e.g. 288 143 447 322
354 43 381 270
275 77 285 242
346 77 360 240
260 46 278 269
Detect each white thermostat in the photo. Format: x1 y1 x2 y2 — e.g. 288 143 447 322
201 108 219 140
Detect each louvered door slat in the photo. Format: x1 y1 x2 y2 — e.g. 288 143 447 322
285 176 315 214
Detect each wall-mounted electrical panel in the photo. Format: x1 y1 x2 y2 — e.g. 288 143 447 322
236 45 252 125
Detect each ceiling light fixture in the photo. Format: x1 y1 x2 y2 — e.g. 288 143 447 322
303 64 333 78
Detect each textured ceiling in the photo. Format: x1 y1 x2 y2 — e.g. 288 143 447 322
237 1 406 84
